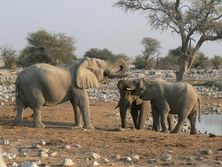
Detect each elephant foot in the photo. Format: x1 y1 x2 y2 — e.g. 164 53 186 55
33 121 45 128
71 124 82 129
161 129 169 133
13 119 23 126
82 124 94 129
171 129 180 134
190 130 197 135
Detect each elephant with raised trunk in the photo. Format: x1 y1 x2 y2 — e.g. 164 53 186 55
126 78 201 134
14 57 128 128
116 79 175 131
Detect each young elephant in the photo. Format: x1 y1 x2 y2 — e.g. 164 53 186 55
128 78 201 134
15 58 128 128
116 79 175 131
115 80 150 129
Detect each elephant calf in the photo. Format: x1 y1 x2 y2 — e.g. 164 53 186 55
116 80 174 131
126 78 201 134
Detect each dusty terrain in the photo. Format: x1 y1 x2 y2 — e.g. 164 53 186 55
0 98 222 167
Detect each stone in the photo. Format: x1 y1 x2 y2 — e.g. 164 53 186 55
132 154 140 161
39 151 49 158
63 158 74 166
161 153 172 162
93 160 99 166
92 152 101 159
64 145 71 150
126 156 132 162
20 162 39 167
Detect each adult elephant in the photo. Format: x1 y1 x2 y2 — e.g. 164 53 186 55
126 78 201 134
116 79 175 131
14 57 128 128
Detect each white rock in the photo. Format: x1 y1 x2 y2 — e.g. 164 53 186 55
65 145 71 150
132 154 140 161
92 152 100 159
2 152 16 159
39 151 48 158
20 162 39 167
74 144 81 148
161 153 172 161
12 162 18 167
93 161 99 166
63 158 74 166
126 156 132 162
50 151 57 157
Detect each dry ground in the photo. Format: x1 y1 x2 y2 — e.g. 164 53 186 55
0 98 222 167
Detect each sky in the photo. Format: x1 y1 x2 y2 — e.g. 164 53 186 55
0 0 221 58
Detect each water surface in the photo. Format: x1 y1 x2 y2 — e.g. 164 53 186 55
196 114 222 136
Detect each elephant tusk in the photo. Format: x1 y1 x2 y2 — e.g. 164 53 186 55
126 87 133 91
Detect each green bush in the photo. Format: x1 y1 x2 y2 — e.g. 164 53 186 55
18 29 77 67
0 46 18 69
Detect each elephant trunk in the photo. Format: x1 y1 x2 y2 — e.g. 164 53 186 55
119 102 128 128
105 58 129 78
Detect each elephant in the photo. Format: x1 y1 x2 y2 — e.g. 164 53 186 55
116 79 175 131
126 78 201 134
14 57 128 128
115 79 150 129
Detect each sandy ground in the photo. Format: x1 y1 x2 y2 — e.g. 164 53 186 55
0 98 222 167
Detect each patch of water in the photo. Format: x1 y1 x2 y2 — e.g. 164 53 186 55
196 114 222 136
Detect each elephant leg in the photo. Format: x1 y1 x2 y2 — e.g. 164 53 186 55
73 89 93 129
151 106 161 132
137 101 149 130
167 114 175 132
70 100 81 127
171 109 190 134
187 110 197 135
160 110 170 133
119 105 127 128
80 103 92 129
130 104 139 129
33 107 45 128
14 96 27 126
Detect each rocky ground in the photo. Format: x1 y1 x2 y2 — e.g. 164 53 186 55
0 67 222 167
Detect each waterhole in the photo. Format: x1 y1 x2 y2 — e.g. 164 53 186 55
196 114 222 136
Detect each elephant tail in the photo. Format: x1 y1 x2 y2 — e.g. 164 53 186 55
197 96 201 123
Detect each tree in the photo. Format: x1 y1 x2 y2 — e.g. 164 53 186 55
0 45 18 69
157 48 180 70
84 48 129 61
192 53 211 69
211 55 222 69
115 0 222 81
84 48 113 60
19 29 76 67
141 37 161 69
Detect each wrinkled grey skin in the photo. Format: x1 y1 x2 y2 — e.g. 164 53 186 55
128 78 201 134
116 79 174 131
14 57 128 128
116 80 149 129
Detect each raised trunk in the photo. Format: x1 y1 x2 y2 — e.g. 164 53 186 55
105 58 128 78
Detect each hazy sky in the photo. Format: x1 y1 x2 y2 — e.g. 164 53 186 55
0 0 221 58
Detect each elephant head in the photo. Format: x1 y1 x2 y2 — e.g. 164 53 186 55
76 57 128 89
116 79 148 129
127 78 165 101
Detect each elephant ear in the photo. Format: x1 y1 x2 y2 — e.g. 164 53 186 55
141 78 164 100
76 58 105 89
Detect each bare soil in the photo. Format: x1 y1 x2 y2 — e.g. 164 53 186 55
0 97 222 167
